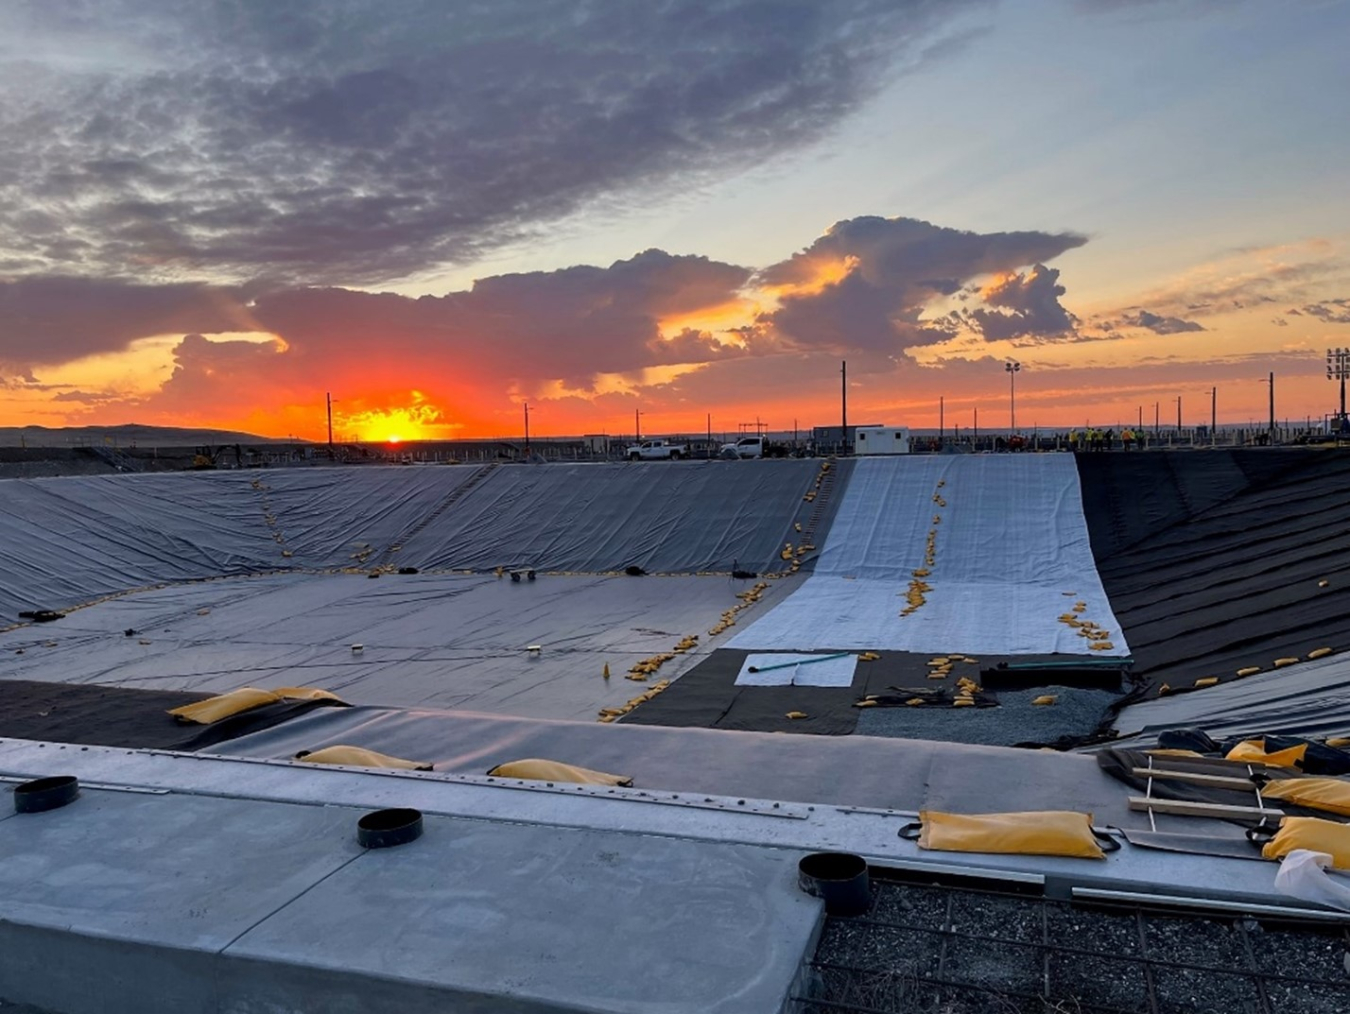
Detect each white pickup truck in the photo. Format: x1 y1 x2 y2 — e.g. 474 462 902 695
627 439 689 461
719 436 789 459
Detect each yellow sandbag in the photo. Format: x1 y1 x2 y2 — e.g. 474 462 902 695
295 746 432 771
1261 777 1350 817
272 687 344 703
168 686 344 724
168 687 281 724
486 758 633 786
1225 739 1308 768
915 810 1107 859
1260 817 1350 869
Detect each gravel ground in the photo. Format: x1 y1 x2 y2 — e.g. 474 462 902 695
804 879 1350 1014
855 685 1122 746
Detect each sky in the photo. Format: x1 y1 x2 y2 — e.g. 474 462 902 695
0 0 1348 442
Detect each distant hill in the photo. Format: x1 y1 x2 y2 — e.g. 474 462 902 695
0 424 301 448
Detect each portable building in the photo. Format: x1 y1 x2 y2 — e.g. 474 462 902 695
853 425 909 455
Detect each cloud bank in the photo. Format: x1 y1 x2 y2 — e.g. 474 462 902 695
0 0 985 286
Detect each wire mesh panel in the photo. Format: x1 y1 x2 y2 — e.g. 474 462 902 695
792 872 1350 1014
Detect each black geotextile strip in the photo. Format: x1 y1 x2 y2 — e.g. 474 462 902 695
621 648 1027 736
1078 450 1350 693
0 679 349 751
1075 449 1315 561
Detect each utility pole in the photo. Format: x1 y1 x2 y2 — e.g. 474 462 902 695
635 407 641 442
939 396 944 441
1265 372 1275 438
326 392 333 450
1210 387 1217 445
974 406 979 443
841 360 848 432
1176 395 1182 432
523 402 531 455
1137 405 1143 430
707 413 712 455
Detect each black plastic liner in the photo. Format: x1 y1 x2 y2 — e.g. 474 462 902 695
622 648 1022 736
0 679 349 751
1078 449 1350 694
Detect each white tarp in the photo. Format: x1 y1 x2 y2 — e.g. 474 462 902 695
734 653 858 687
1108 653 1350 742
730 455 1128 656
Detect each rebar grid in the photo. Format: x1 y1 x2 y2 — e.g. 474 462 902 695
792 873 1350 1014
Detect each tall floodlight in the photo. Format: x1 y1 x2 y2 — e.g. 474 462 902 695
1005 360 1021 431
1329 348 1349 425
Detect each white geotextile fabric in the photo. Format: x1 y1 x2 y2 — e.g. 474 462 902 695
0 571 790 723
729 455 1128 656
734 653 858 687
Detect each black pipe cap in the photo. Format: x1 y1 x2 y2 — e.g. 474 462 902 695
14 775 80 814
357 807 424 849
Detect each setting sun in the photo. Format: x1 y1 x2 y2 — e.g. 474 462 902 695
387 435 402 444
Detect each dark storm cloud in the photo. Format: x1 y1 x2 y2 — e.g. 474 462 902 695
1118 308 1206 334
0 275 251 367
243 249 752 389
968 264 1076 340
0 0 985 285
762 217 1087 351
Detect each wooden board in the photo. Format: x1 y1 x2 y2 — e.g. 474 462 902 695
1128 796 1283 820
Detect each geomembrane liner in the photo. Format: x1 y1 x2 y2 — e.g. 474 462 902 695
730 455 1127 656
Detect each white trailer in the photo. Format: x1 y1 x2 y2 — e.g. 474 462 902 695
853 425 910 455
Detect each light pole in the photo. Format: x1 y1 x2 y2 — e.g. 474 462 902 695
1259 372 1274 441
1005 360 1021 432
1328 348 1349 428
1176 395 1182 432
634 407 642 442
523 402 531 455
1210 386 1216 445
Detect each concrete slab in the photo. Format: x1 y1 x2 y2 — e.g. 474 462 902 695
0 787 359 950
228 815 820 1014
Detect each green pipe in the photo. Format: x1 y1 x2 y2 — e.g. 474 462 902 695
747 652 853 674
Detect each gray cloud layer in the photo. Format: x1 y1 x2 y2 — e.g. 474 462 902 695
0 0 985 286
1119 308 1206 334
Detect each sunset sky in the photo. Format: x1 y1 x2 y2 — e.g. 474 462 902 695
1 0 1348 442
